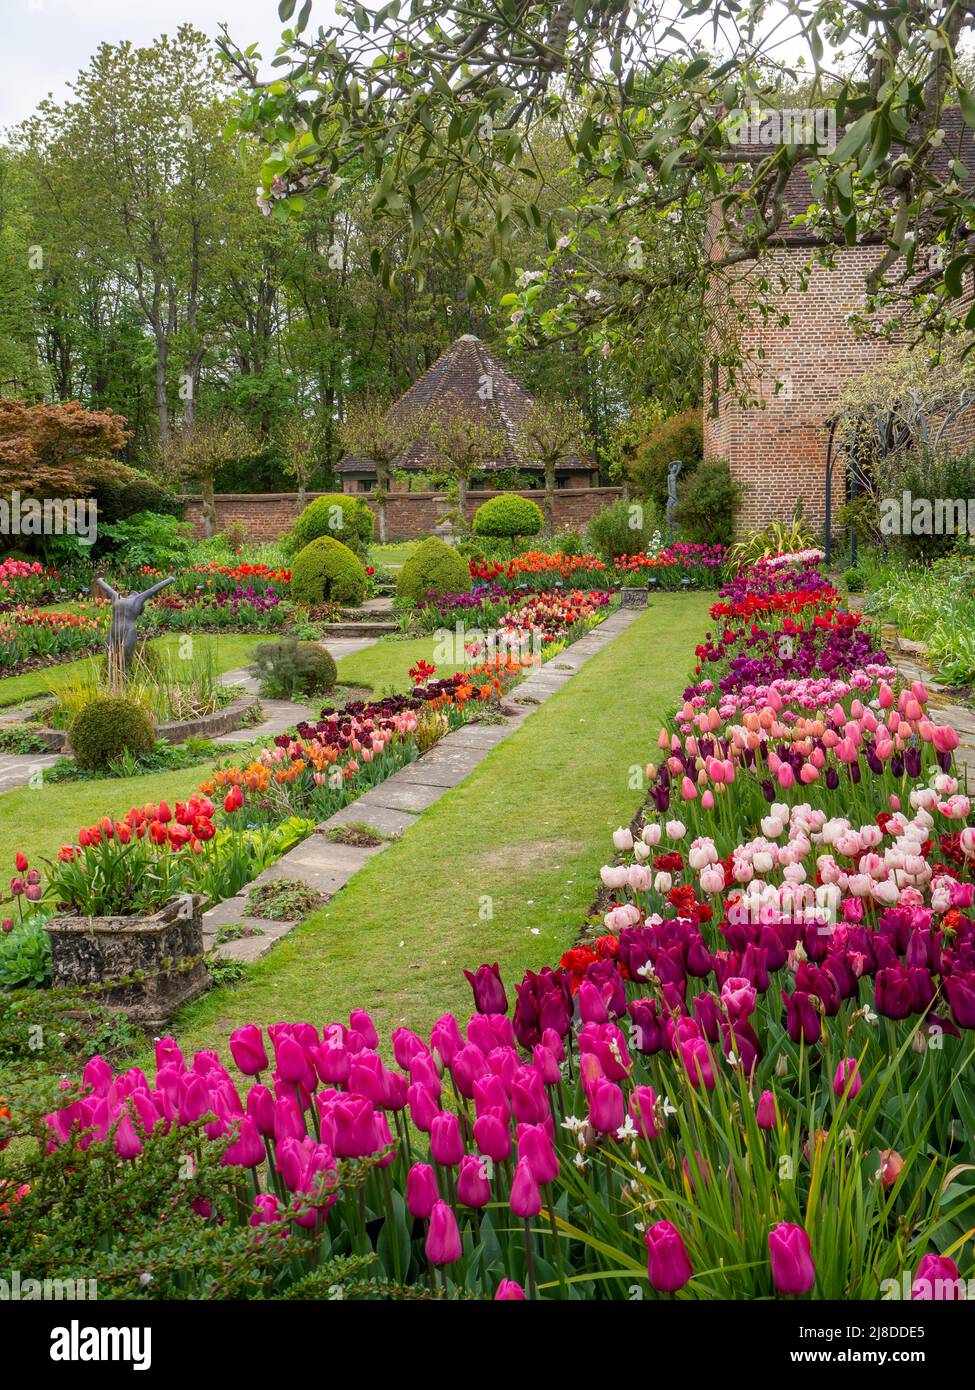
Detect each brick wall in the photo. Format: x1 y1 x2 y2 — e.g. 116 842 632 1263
182 487 623 543
703 245 975 537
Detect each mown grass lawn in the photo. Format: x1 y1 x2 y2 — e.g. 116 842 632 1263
332 635 466 694
173 592 711 1051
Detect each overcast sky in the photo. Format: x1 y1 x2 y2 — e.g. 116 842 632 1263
0 0 337 131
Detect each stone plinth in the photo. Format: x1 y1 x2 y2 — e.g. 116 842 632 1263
46 894 209 1025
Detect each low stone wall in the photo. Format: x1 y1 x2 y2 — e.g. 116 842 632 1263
36 694 261 753
181 487 623 543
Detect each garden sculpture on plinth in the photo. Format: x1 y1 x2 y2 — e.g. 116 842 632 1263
95 575 176 684
665 459 683 537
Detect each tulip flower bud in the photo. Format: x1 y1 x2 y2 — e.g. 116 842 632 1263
768 1222 815 1295
645 1220 693 1292
406 1162 439 1219
425 1200 462 1266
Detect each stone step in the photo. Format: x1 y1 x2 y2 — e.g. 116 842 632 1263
324 621 399 638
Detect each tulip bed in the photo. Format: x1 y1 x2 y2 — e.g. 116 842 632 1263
0 606 108 672
469 543 727 594
3 554 974 1301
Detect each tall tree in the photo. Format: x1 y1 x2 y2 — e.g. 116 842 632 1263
338 393 425 543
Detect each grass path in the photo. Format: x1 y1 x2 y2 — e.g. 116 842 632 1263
173 592 710 1050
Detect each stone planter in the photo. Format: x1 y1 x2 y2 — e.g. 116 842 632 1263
46 894 209 1025
620 586 648 609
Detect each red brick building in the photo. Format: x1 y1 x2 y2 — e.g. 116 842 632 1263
336 334 596 494
703 110 975 536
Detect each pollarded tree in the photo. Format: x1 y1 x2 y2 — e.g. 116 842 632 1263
423 407 507 525
514 396 590 534
161 414 260 538
277 414 323 512
337 393 425 544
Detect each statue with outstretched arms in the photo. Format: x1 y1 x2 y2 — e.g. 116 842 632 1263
95 576 176 676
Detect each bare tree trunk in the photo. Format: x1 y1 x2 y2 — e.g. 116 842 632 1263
376 462 389 544
155 331 169 444
200 476 216 539
544 460 556 535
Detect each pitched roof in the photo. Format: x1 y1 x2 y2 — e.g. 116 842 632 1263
725 105 975 248
336 335 590 474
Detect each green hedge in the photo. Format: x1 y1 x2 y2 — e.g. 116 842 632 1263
396 536 472 603
290 535 368 606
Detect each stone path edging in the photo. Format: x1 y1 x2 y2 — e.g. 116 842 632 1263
203 607 644 963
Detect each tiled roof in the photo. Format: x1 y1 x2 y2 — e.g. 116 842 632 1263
726 105 975 246
336 336 590 474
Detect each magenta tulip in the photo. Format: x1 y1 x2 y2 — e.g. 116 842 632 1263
755 1090 777 1131
509 1157 542 1218
769 1223 815 1295
645 1220 693 1292
911 1253 963 1300
832 1057 862 1100
457 1154 491 1208
429 1110 464 1166
425 1200 462 1265
494 1279 526 1300
406 1162 439 1219
229 1025 268 1076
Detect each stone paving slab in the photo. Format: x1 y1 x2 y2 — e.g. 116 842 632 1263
353 777 448 814
0 753 60 792
389 747 485 787
321 801 417 838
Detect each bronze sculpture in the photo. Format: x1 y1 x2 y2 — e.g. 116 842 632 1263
95 576 176 682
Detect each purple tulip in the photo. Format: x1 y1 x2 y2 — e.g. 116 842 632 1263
464 962 508 1014
832 1057 862 1100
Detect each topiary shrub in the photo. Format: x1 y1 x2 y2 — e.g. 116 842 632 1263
628 409 704 509
118 477 184 519
290 535 368 606
69 696 155 771
674 458 742 545
473 493 544 548
587 496 662 562
396 536 472 603
251 638 337 700
286 494 375 560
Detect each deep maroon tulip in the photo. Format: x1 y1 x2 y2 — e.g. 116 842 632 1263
782 989 822 1045
944 972 975 1029
425 1200 462 1265
464 962 508 1014
509 1157 542 1217
911 1253 963 1300
874 964 914 1020
457 1153 491 1208
230 1025 268 1077
406 1162 439 1219
645 1221 693 1292
769 1223 816 1295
